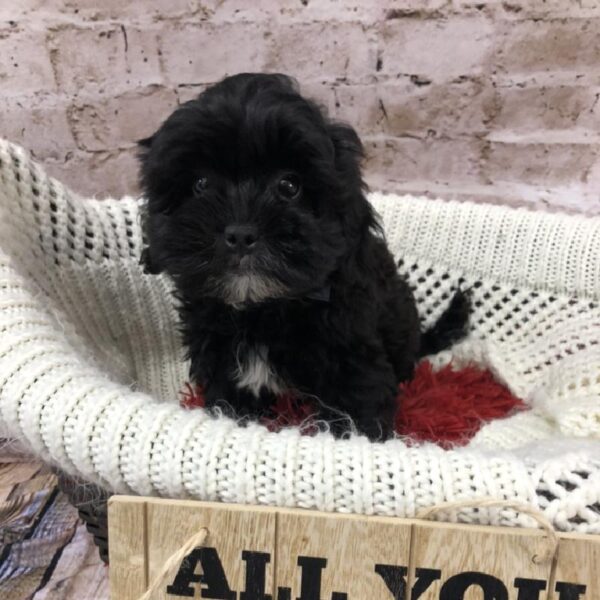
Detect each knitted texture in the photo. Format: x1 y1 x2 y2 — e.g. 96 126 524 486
0 139 599 533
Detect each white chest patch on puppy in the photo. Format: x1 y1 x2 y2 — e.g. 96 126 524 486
235 343 283 396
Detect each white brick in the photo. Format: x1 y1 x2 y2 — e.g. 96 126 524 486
44 148 140 199
0 29 56 95
265 22 376 82
496 19 600 74
484 142 600 187
381 18 494 82
491 86 600 133
212 0 382 22
335 81 494 136
364 136 483 183
159 22 270 85
68 86 177 151
0 96 75 161
48 25 162 94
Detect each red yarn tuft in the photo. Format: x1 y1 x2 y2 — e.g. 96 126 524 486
261 394 317 432
181 382 205 409
180 361 525 447
396 361 525 448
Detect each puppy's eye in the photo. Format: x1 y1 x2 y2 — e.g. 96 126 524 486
193 176 209 197
277 174 301 200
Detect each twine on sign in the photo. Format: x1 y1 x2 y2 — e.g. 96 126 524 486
138 527 209 600
417 498 559 564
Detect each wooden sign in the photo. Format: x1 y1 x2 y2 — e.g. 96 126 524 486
108 496 599 600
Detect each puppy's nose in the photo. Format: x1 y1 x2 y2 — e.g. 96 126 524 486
224 224 259 253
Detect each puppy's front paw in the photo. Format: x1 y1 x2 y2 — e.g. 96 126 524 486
140 247 162 275
355 417 394 442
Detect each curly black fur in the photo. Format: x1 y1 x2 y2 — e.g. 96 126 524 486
139 73 469 440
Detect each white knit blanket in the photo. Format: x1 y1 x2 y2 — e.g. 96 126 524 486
1 139 599 533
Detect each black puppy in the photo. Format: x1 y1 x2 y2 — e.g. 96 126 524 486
139 73 468 440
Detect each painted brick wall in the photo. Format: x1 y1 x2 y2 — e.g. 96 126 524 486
1 1 599 214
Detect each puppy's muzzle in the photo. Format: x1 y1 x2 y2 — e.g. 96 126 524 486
224 224 259 256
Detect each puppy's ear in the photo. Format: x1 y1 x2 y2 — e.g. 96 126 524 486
140 246 163 275
328 123 364 159
329 123 366 195
137 135 154 149
328 122 375 238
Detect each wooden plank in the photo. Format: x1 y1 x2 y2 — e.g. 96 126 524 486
10 472 58 497
145 498 277 600
549 532 600 600
408 520 555 600
108 497 600 600
0 463 58 545
0 489 55 544
0 490 79 599
63 558 110 600
32 521 109 600
107 496 147 600
275 508 413 600
0 456 109 599
0 462 42 500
